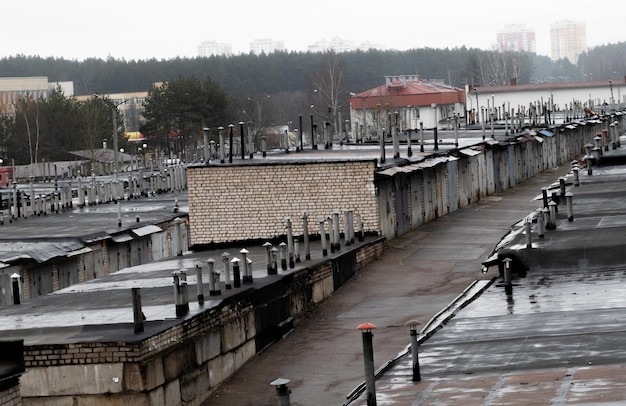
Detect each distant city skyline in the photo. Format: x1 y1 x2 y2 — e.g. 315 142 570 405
198 36 387 57
1 0 624 61
198 19 594 61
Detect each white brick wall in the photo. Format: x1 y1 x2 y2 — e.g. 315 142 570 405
188 160 379 245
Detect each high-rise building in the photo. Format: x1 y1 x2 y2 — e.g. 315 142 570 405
306 37 386 53
496 24 536 53
197 41 233 57
249 38 285 55
550 20 586 64
307 37 355 53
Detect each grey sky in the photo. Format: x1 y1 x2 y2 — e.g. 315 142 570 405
2 0 624 61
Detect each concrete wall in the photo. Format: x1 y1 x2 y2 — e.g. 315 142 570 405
187 160 379 245
19 239 386 406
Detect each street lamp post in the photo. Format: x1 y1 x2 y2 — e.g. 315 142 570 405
93 94 136 179
298 114 303 152
310 107 316 150
490 95 495 138
393 111 400 158
247 121 254 159
112 108 119 177
239 121 245 159
431 103 439 151
473 87 479 125
361 97 366 143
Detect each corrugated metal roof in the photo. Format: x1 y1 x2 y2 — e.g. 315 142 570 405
459 148 482 157
377 156 458 176
0 240 85 264
67 247 92 257
111 234 133 243
377 167 407 176
83 232 111 243
132 225 162 237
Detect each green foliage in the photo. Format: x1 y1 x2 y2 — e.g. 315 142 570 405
2 42 626 162
142 75 230 155
2 43 625 98
1 88 115 165
578 43 626 81
7 87 86 164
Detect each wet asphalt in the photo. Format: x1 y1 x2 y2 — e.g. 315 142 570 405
346 150 626 405
206 165 577 405
5 134 626 405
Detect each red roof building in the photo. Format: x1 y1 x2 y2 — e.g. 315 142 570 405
349 76 466 140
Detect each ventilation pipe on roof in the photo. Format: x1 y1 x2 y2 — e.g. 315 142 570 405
319 217 328 257
279 242 287 270
231 257 241 288
302 211 311 260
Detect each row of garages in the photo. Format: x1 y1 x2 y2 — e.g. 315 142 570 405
376 120 614 238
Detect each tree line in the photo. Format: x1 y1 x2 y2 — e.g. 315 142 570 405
0 42 624 165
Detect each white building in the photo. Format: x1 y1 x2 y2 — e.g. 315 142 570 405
550 20 586 63
0 77 74 115
249 38 285 55
497 24 536 53
198 41 233 57
75 91 148 139
467 79 625 122
307 37 356 53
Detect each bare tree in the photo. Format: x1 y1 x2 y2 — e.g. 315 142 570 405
81 96 111 169
474 50 531 87
312 51 346 140
13 95 40 166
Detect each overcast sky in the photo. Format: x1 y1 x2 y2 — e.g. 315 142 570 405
2 0 625 61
